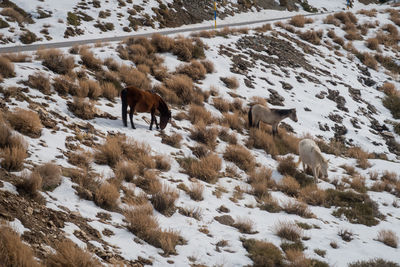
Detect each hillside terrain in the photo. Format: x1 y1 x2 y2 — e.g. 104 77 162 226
1 1 400 267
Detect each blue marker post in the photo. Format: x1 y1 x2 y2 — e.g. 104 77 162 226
214 1 217 29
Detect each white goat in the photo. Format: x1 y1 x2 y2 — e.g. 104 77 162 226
298 139 329 182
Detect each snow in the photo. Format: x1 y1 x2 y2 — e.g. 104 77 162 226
1 1 400 266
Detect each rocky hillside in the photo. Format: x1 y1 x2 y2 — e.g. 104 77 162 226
0 1 400 267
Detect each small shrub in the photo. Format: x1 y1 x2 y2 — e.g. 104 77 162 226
80 48 102 71
222 112 244 133
189 122 218 149
46 240 99 266
67 150 92 169
151 33 174 52
213 97 230 113
223 144 255 172
153 154 171 171
0 224 40 267
348 258 400 267
188 104 214 124
1 146 27 171
282 200 314 218
7 108 42 138
0 56 15 78
338 229 353 242
299 30 323 45
25 72 51 95
274 221 302 241
19 30 37 44
161 133 182 148
101 82 118 100
366 38 380 51
95 182 120 210
248 167 274 199
68 97 96 120
380 82 397 96
36 49 75 75
188 182 204 201
164 74 197 105
234 217 255 234
200 60 214 73
79 79 102 99
36 162 61 191
383 94 400 119
289 15 306 27
277 156 297 177
241 238 283 267
377 229 398 248
115 160 138 182
180 154 221 183
176 60 206 81
220 76 239 89
259 195 281 213
279 176 300 197
150 184 179 216
52 75 78 96
94 136 122 167
299 184 326 205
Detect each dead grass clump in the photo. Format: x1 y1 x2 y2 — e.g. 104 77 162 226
0 224 41 267
164 74 197 105
334 11 358 24
356 52 378 70
255 23 272 32
246 128 278 156
180 154 222 183
46 239 100 266
154 154 171 172
80 48 102 71
115 160 138 182
133 170 161 194
79 79 102 99
241 238 283 267
189 122 218 149
377 229 398 248
176 60 206 81
218 128 238 145
213 97 230 113
277 156 297 177
25 72 51 95
350 176 367 193
67 150 92 169
279 176 300 197
366 38 380 51
125 204 184 255
380 82 397 96
283 200 314 218
188 182 204 201
188 104 214 124
3 53 31 63
223 144 255 172
68 97 96 120
323 15 340 26
347 147 371 169
0 56 15 78
94 136 123 167
248 167 274 198
161 133 182 148
345 29 363 41
151 33 174 52
95 182 120 210
1 146 26 171
101 82 118 100
150 184 179 216
200 60 214 73
286 249 311 267
220 76 239 89
289 15 306 27
119 65 151 91
222 112 244 133
274 221 303 241
357 9 377 17
299 184 326 206
36 48 75 74
172 37 194 61
52 75 78 96
7 108 42 138
234 217 255 234
299 30 323 45
122 139 156 171
35 162 61 191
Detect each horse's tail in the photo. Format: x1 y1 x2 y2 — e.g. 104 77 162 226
248 105 253 127
121 88 128 127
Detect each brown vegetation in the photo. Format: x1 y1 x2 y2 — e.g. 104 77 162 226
7 108 43 138
95 182 120 210
68 97 96 120
150 184 179 216
46 239 100 266
220 76 239 89
377 229 398 248
0 55 15 78
36 49 75 74
35 162 61 191
176 60 206 81
179 154 222 183
223 144 255 172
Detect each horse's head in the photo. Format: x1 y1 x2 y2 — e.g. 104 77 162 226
290 108 298 122
160 110 171 130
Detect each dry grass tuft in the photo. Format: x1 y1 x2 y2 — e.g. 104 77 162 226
119 65 151 91
242 238 283 267
188 104 214 125
164 74 199 105
80 48 102 71
46 239 100 266
0 224 41 267
35 162 61 191
200 60 214 73
151 184 179 215
223 144 255 172
79 79 102 99
52 75 78 96
101 82 118 100
274 221 303 241
0 56 15 78
213 97 230 113
153 154 171 172
68 97 96 120
278 176 300 197
248 167 274 198
94 136 123 167
115 160 138 182
282 200 314 218
17 171 42 197
377 229 398 248
234 217 255 234
277 156 297 177
188 182 204 201
190 122 218 149
1 146 27 171
180 154 222 183
380 82 398 96
299 30 323 45
289 15 306 27
176 60 206 81
7 108 43 138
3 53 31 63
222 112 245 133
25 72 51 95
365 37 380 51
220 76 239 89
95 182 120 210
151 33 174 52
161 132 182 148
299 184 326 206
67 150 92 169
36 48 75 74
356 52 378 70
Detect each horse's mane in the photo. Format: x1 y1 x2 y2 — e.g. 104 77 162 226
157 95 169 116
273 109 294 116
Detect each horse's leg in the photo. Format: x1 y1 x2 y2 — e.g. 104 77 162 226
153 109 159 130
129 107 136 129
149 109 155 130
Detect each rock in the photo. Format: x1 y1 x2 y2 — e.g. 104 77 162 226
214 215 234 226
280 81 293 90
267 89 285 106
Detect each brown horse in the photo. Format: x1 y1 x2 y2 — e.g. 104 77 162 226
248 104 298 135
121 86 171 130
